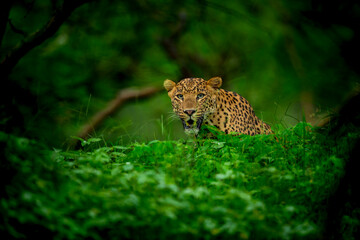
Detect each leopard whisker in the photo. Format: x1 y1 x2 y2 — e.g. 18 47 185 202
167 112 179 120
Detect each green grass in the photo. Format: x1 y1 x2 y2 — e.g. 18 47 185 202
1 122 359 239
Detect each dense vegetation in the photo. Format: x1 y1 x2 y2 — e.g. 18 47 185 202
1 123 359 239
1 1 360 239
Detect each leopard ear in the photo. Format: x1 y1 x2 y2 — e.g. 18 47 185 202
207 77 222 89
164 79 176 92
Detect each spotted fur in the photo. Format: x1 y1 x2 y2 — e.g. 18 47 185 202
164 77 272 136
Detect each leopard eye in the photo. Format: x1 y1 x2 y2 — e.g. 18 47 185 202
176 94 184 100
197 93 205 99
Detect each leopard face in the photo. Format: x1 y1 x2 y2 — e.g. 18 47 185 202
164 77 222 135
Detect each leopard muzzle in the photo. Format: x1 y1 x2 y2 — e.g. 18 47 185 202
181 116 204 135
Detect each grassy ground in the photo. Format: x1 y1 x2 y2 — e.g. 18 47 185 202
1 122 359 239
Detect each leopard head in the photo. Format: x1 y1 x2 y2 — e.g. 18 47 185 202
164 77 222 135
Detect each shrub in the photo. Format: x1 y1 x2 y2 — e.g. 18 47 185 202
1 122 359 239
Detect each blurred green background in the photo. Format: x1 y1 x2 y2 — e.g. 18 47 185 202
1 0 359 147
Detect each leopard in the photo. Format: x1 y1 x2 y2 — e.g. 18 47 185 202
164 77 272 136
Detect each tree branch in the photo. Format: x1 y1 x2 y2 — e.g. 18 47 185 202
0 0 94 77
72 86 161 148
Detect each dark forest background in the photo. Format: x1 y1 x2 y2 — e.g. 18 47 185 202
1 0 359 146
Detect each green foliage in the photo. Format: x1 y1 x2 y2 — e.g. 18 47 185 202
2 123 359 239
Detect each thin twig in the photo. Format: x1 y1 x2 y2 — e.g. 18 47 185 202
8 19 27 37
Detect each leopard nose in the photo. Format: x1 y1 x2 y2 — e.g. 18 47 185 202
184 109 196 116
